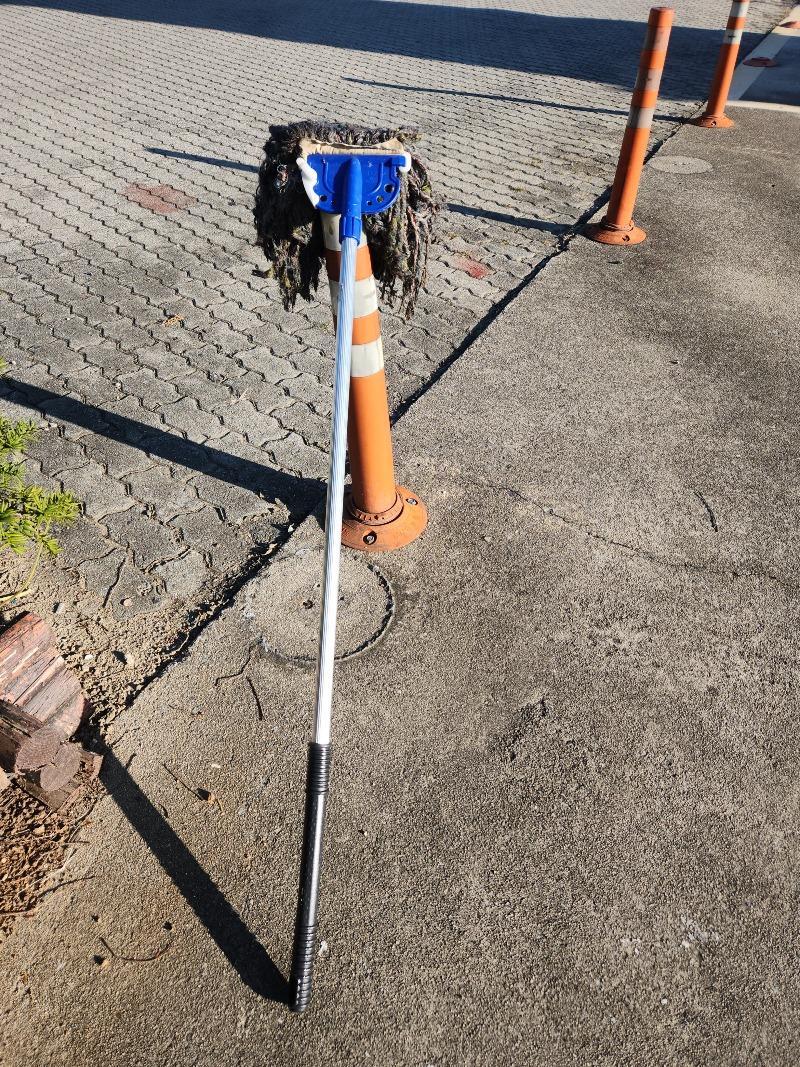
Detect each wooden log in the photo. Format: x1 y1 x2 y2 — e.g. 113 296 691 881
79 748 103 779
36 742 81 792
23 678 85 740
19 744 103 810
0 614 52 691
0 612 88 739
0 700 64 773
19 776 83 811
19 775 82 811
0 612 97 808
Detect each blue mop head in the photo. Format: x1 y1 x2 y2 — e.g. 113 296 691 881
253 121 439 319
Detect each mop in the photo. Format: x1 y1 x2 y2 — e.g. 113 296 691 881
254 126 438 1013
253 122 438 318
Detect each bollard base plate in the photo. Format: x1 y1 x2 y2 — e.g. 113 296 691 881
342 486 428 552
584 220 647 246
689 113 734 129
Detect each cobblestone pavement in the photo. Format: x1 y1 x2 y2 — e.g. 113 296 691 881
0 0 785 713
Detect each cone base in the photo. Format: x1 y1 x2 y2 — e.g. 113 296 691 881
342 486 428 552
689 113 735 129
584 220 647 246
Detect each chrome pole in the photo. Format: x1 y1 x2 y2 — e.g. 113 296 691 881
313 231 356 747
289 188 358 1012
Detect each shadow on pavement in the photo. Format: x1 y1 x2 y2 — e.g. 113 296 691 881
14 0 747 100
344 77 657 118
145 147 260 173
0 380 322 520
345 77 691 120
103 750 288 1002
447 203 568 232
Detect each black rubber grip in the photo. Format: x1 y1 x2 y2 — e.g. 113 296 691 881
289 741 332 1013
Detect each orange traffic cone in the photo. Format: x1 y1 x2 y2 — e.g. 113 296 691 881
320 213 427 552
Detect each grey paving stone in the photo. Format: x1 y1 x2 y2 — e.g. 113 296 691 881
106 395 167 432
218 397 285 445
275 401 330 452
232 371 296 414
126 465 205 522
63 460 134 520
118 368 181 410
35 433 89 473
280 371 332 412
104 508 182 569
174 374 234 414
82 342 144 379
65 366 125 406
38 345 91 375
36 396 102 440
149 548 210 597
78 546 127 601
10 362 61 390
237 345 304 381
81 434 156 478
270 430 327 480
190 472 273 523
57 517 118 566
174 504 250 574
106 560 162 619
161 396 226 443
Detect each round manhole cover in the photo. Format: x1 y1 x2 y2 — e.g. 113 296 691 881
244 547 395 663
648 155 713 174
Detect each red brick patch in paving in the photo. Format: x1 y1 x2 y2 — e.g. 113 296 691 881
122 184 196 214
456 256 492 280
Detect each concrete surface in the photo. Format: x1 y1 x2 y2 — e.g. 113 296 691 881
730 8 800 109
2 103 799 1067
0 0 787 720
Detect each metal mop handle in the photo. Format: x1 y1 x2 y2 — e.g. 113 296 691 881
289 159 361 1014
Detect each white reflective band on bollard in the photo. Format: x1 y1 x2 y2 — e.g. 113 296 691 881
628 105 656 128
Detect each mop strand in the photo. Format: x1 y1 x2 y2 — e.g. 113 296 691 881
253 121 439 318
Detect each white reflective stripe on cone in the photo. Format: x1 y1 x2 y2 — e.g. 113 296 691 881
321 213 368 251
351 338 384 378
328 276 378 318
723 28 743 43
730 1 749 16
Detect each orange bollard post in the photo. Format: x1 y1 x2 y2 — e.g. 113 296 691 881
320 213 428 553
691 0 750 128
585 7 674 246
